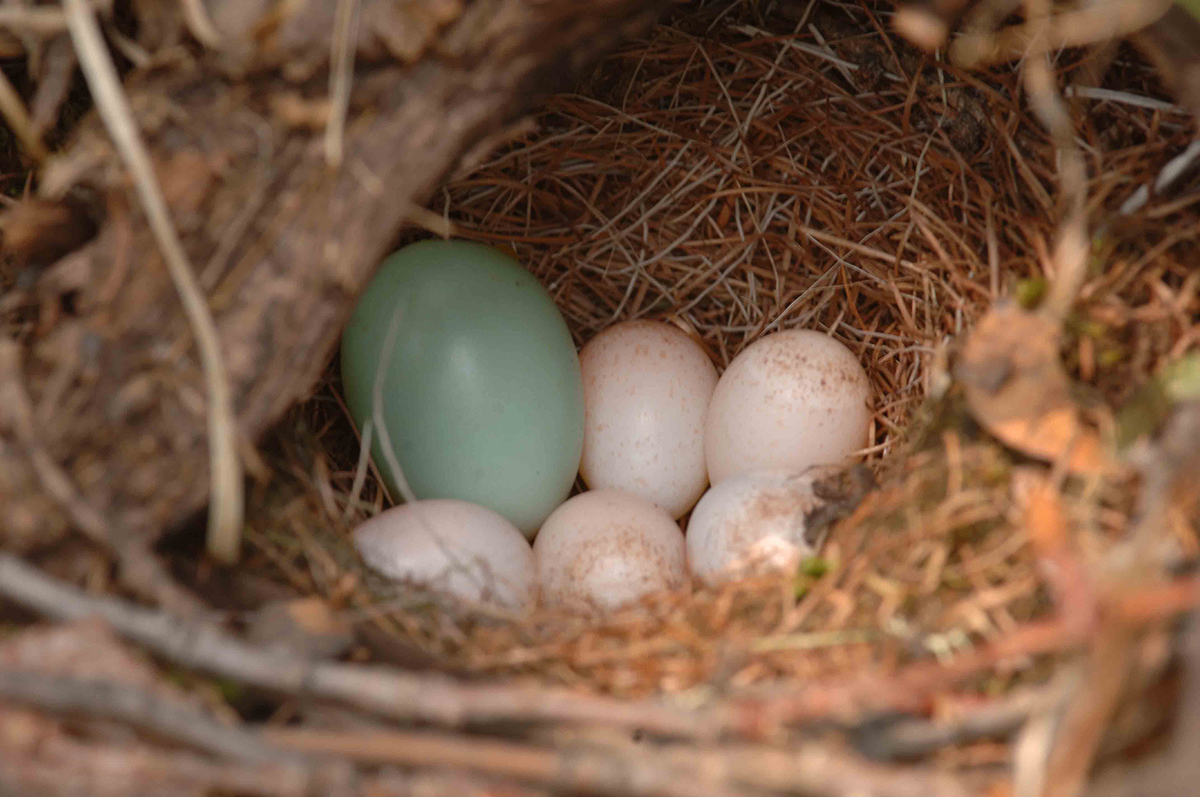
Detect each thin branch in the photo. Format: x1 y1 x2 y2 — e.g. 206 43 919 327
0 553 707 739
0 743 316 797
949 0 1172 68
179 0 223 49
0 6 73 35
0 668 298 765
268 727 973 797
325 0 359 168
267 727 754 797
63 0 245 564
1020 30 1088 322
850 682 1069 761
1041 626 1136 797
0 66 48 161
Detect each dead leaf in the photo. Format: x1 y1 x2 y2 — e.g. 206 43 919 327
0 196 97 271
955 303 1112 475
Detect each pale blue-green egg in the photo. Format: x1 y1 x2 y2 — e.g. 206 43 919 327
340 239 584 536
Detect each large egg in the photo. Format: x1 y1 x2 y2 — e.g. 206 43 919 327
704 330 871 484
578 320 718 518
533 489 687 613
686 470 821 584
340 240 585 536
352 499 537 611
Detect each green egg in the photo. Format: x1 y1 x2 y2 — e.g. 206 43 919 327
340 239 584 536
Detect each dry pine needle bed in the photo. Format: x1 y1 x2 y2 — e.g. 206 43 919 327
1 0 1200 795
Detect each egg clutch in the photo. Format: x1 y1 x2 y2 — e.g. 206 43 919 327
341 239 872 614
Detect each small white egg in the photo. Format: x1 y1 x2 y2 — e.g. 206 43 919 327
686 470 822 584
705 330 871 484
533 489 687 613
579 320 718 518
352 500 536 612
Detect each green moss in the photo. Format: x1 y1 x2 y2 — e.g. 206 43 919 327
1014 277 1047 309
798 556 830 578
1097 345 1125 368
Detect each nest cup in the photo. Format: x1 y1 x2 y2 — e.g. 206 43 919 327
295 4 1010 692
263 2 1186 696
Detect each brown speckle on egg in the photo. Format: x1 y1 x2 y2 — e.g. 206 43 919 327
687 471 823 584
534 489 687 613
704 329 872 484
577 320 719 518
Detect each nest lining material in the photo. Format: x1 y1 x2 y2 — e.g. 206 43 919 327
243 2 1198 700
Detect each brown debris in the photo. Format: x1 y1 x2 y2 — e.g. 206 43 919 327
0 194 97 271
956 304 1112 475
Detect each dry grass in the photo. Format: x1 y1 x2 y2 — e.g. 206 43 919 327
230 0 1199 708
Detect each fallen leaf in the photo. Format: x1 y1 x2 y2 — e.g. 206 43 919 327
955 303 1112 475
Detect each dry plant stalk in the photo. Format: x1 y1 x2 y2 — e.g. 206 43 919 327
62 0 245 564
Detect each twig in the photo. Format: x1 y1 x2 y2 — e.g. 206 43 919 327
0 741 316 797
0 66 48 161
325 0 359 168
342 418 375 523
850 681 1070 761
1020 30 1089 322
0 6 73 35
63 0 245 564
1040 625 1136 797
726 618 1088 734
29 36 79 137
949 1 1172 68
665 743 972 797
371 297 417 505
267 727 754 797
0 553 708 739
0 668 298 765
179 0 223 49
269 727 972 797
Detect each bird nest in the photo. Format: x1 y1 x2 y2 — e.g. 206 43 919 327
264 0 1181 688
2 0 1200 795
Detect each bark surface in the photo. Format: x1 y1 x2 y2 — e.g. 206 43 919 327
0 0 664 560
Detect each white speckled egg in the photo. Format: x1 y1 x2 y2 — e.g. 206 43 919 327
353 500 536 612
579 320 718 518
705 330 871 485
686 470 823 584
533 489 687 613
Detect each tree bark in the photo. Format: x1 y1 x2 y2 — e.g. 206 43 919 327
0 0 665 560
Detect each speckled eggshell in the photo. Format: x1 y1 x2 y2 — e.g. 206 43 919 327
704 330 871 485
686 471 822 584
353 500 537 612
533 489 687 613
579 320 718 518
